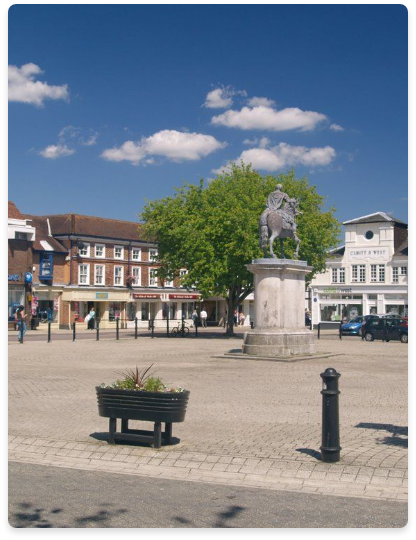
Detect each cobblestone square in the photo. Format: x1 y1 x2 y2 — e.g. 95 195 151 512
9 333 408 502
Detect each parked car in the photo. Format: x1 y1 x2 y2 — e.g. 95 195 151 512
341 315 378 336
363 317 408 343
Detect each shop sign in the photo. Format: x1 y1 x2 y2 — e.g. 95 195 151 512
8 274 20 281
96 292 109 299
348 248 388 261
132 293 160 299
323 287 352 294
169 294 200 299
24 272 33 283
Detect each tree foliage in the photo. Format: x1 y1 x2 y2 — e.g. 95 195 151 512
141 163 340 333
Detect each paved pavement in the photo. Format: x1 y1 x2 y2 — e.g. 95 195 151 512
9 333 408 522
9 462 407 528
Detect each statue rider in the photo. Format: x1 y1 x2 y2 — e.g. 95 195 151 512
265 184 294 225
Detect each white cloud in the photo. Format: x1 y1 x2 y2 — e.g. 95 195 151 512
330 123 345 132
213 142 336 174
247 96 275 108
58 125 99 146
101 129 226 165
203 86 247 109
238 143 336 171
243 137 258 146
39 144 75 159
211 105 327 132
8 63 69 106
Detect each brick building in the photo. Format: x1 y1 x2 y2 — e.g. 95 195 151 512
37 213 200 329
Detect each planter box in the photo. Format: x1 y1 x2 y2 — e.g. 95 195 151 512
96 387 190 448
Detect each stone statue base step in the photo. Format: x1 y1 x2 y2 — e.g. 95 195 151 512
213 351 340 363
243 329 316 357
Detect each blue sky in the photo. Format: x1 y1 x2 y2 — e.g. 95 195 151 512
8 4 408 224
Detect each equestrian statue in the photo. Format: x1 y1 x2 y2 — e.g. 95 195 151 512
259 184 302 259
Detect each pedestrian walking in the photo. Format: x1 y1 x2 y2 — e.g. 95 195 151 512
200 308 208 328
233 309 238 326
239 311 246 326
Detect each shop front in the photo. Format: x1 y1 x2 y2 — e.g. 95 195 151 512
31 287 62 327
62 288 130 329
128 292 201 328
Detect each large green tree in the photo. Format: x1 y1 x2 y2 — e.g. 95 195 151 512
141 163 340 333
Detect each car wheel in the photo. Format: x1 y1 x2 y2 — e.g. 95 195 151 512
400 334 408 343
364 332 374 342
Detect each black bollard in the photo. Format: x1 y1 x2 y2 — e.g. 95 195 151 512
134 317 138 339
195 319 198 337
250 321 254 329
96 319 100 341
320 368 341 463
73 321 76 342
151 319 155 339
166 312 169 337
47 322 51 343
339 322 342 340
116 317 119 340
317 323 321 339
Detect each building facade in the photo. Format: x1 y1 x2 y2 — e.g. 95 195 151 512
310 212 408 323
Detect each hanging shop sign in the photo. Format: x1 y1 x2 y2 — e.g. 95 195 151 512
24 272 33 283
132 293 160 299
95 292 109 300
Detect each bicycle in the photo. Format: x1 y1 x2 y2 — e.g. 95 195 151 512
170 320 190 337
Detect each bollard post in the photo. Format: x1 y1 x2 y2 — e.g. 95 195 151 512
320 368 341 463
19 321 24 344
96 319 100 341
317 323 321 339
166 311 169 337
73 321 76 342
47 322 51 343
339 322 342 340
195 319 198 337
116 317 119 340
151 319 155 339
134 317 138 339
250 321 254 329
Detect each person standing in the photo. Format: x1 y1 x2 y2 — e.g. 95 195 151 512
15 305 27 343
239 311 245 326
191 309 198 328
200 308 208 328
88 307 96 329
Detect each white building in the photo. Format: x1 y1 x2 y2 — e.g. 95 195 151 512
310 212 408 323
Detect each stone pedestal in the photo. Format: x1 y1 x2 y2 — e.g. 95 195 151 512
242 259 315 357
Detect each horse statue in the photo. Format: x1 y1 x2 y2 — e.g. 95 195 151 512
259 196 302 259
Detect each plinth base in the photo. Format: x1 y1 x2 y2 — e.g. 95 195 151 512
243 329 316 357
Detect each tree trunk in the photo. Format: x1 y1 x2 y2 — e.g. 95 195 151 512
225 295 236 335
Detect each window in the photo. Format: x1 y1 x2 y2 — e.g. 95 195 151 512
331 268 345 284
400 267 407 276
352 265 365 283
95 244 105 258
109 302 121 321
392 267 399 283
371 264 385 283
365 230 374 240
15 232 28 240
164 278 174 287
78 264 90 285
114 266 124 286
79 242 90 257
182 302 195 319
149 249 158 262
179 269 188 288
149 268 158 287
114 246 124 259
131 248 141 261
131 267 141 286
94 265 105 285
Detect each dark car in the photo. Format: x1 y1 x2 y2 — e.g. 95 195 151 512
363 317 408 343
341 314 378 336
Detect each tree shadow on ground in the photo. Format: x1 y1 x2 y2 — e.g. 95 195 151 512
355 423 408 448
9 502 128 528
173 504 246 528
295 448 321 460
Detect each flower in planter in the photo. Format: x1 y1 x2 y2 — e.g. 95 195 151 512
100 364 184 393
